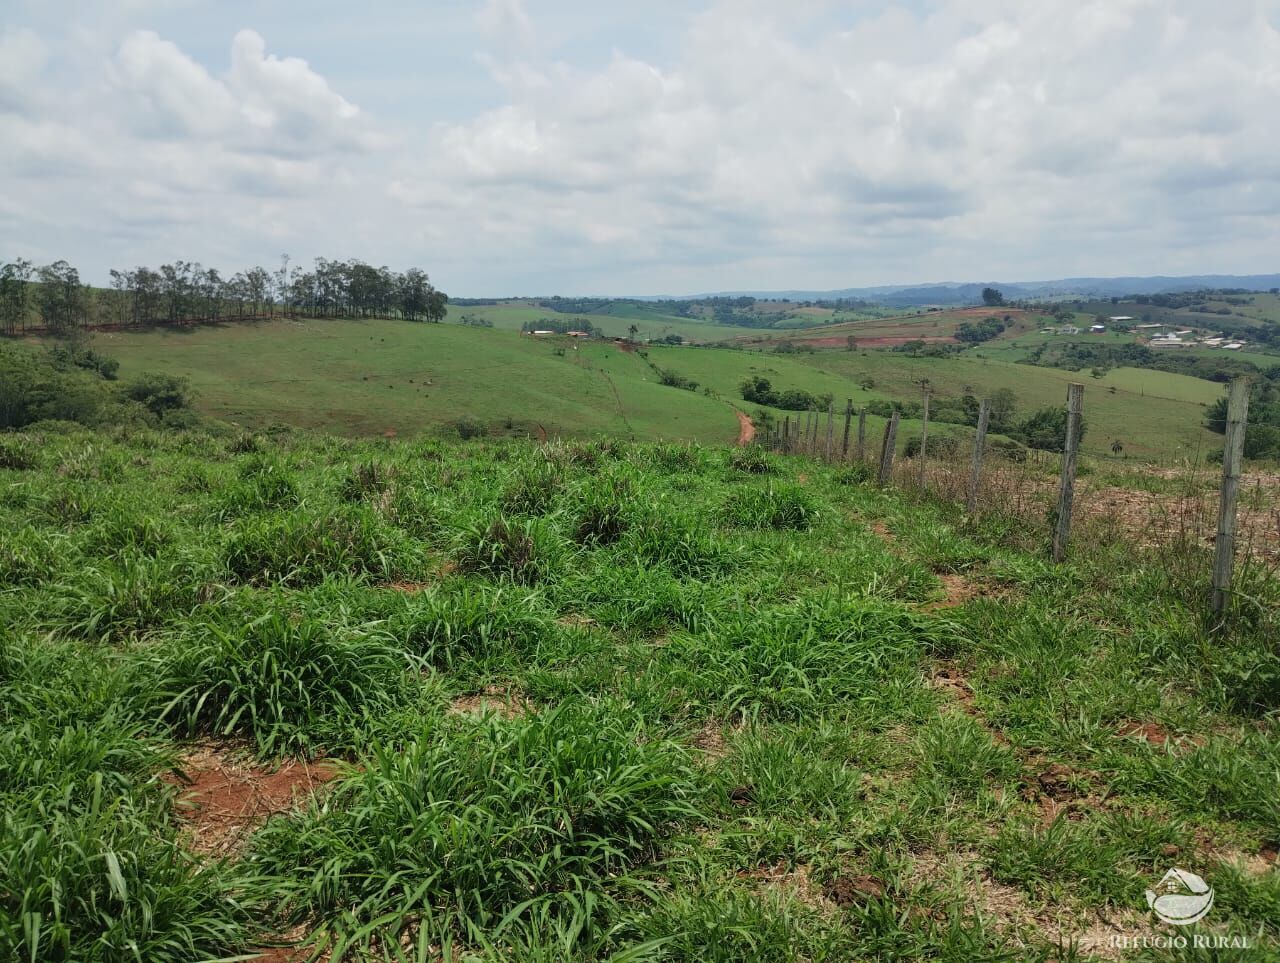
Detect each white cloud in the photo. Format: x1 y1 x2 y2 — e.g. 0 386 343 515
2 1 1278 293
0 27 48 113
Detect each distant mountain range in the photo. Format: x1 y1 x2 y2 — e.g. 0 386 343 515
656 274 1280 307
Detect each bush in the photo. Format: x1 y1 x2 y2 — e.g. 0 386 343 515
119 374 191 418
455 417 486 440
905 434 960 459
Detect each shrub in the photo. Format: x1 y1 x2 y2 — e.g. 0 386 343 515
455 417 486 440
119 374 191 418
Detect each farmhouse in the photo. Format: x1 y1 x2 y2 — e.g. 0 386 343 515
1056 324 1081 335
1090 324 1107 333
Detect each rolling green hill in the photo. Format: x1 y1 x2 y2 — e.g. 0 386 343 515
87 318 741 442
70 316 1230 460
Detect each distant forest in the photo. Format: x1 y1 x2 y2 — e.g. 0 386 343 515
0 257 447 335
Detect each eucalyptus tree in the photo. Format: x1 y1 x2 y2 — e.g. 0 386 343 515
0 259 34 334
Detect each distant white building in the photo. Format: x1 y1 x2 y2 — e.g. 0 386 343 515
1090 324 1107 333
1056 325 1081 335
1108 316 1135 322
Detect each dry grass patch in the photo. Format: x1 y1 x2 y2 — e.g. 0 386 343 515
908 849 1144 960
447 684 531 719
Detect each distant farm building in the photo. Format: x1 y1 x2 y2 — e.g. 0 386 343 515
566 331 591 337
530 330 555 336
1090 324 1107 333
1149 332 1188 348
1108 316 1135 322
1056 325 1081 335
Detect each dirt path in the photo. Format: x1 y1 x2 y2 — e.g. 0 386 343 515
735 411 756 446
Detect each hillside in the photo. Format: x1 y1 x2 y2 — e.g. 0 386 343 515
2 422 1277 960
76 318 1229 460
85 318 742 442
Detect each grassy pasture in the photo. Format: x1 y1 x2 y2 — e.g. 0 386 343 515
79 317 1227 459
1 423 1277 960
87 318 741 442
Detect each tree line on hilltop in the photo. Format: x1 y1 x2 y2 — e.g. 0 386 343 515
0 256 447 335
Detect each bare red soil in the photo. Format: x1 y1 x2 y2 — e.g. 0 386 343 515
168 746 341 857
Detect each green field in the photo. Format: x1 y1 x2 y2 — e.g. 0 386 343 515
75 317 1229 459
86 319 744 443
3 424 1278 961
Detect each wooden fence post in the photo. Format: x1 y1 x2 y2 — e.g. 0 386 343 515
1052 383 1085 562
1212 377 1251 613
782 416 791 454
918 388 931 488
878 411 900 485
966 399 990 514
841 399 853 458
856 408 867 461
824 403 835 461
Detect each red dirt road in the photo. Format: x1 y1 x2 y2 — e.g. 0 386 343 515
736 411 756 446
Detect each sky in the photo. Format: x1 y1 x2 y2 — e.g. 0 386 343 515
2 0 1279 297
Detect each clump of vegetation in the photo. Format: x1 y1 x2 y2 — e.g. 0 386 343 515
739 375 829 411
454 516 564 583
657 368 699 391
253 701 700 952
338 459 396 503
728 445 773 474
222 506 406 585
146 609 418 756
721 484 819 530
454 417 487 440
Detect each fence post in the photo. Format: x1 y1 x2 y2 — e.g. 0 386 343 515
841 399 853 458
809 409 819 456
824 403 835 462
966 399 990 514
782 416 791 454
918 388 931 488
1052 383 1085 562
878 411 900 485
1212 377 1251 614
